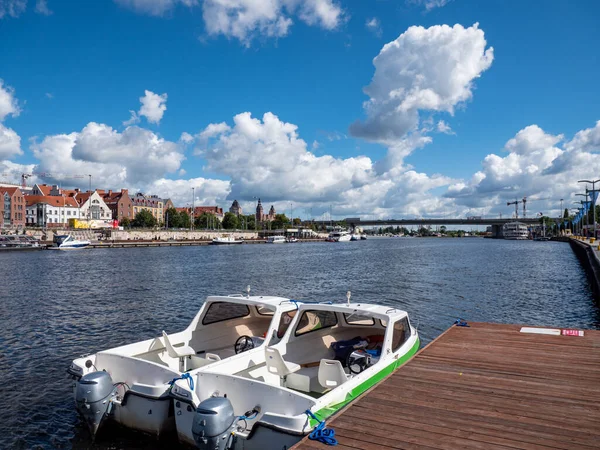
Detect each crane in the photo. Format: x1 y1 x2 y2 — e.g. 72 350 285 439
506 196 553 219
507 197 526 219
20 172 89 188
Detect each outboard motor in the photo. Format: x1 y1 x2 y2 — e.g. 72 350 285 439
75 371 117 437
192 397 237 450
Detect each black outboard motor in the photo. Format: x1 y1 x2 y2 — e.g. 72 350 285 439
192 397 237 450
75 371 117 437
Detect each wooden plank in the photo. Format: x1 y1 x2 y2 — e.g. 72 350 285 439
292 322 600 450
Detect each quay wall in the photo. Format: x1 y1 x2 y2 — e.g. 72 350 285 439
569 238 600 303
108 230 259 241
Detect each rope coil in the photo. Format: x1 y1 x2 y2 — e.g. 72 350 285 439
305 410 337 446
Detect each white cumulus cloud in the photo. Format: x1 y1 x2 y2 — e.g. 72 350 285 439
0 79 20 121
0 124 22 159
350 23 494 143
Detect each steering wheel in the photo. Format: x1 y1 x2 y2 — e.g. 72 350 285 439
234 335 255 354
346 350 369 374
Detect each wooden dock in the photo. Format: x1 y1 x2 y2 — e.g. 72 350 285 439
293 322 600 450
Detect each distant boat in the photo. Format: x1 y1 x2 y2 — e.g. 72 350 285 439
360 234 367 240
0 235 41 251
54 234 91 250
266 235 286 244
285 237 299 243
328 230 352 242
350 234 360 241
211 235 244 245
502 222 529 240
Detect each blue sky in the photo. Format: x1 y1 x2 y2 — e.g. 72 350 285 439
1 0 600 219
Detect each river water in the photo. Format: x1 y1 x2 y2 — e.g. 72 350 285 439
1 238 598 449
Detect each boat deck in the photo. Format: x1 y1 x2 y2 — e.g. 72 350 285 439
292 321 600 450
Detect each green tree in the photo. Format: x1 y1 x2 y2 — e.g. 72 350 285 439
132 209 157 228
165 207 182 228
563 208 569 219
180 211 191 229
440 225 447 234
271 213 290 229
119 217 131 227
222 212 240 229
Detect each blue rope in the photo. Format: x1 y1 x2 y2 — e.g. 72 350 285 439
168 373 194 390
305 410 337 446
454 318 470 327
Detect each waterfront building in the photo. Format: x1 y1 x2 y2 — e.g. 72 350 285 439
25 195 81 227
255 198 276 224
0 194 3 227
176 206 224 220
163 198 174 223
0 186 26 227
73 191 113 221
102 189 133 223
130 193 164 223
229 199 242 216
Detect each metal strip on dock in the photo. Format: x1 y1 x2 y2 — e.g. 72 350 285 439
292 322 600 449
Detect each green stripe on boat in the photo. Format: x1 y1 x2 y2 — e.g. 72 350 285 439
308 337 420 427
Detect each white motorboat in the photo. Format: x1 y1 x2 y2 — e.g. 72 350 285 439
266 236 286 244
502 222 529 240
327 231 352 242
360 234 367 240
54 234 91 250
67 295 300 438
286 237 299 243
212 235 244 245
171 297 420 449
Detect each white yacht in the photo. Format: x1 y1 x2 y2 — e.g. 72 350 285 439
54 234 91 250
67 295 300 439
328 231 352 242
212 235 244 245
266 236 286 244
502 222 529 240
171 298 419 450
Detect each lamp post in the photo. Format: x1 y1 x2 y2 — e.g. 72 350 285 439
574 201 585 236
576 193 589 237
191 187 195 231
579 179 600 239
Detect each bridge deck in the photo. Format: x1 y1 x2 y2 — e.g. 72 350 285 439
292 321 600 450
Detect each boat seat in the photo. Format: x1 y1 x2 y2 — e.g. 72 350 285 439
162 331 196 372
187 353 221 370
318 359 349 389
286 366 326 393
265 347 300 385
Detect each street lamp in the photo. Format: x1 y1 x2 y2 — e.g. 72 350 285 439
191 187 195 231
574 201 585 236
579 179 600 239
576 192 590 237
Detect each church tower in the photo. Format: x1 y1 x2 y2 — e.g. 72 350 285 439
255 198 264 223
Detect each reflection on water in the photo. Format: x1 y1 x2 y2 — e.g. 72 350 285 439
0 238 597 449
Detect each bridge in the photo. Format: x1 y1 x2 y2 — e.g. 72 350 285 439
312 217 542 238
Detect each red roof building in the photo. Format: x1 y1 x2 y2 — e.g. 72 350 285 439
0 186 26 227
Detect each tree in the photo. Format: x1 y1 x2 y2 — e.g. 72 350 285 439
132 209 157 228
440 225 447 234
222 212 239 229
271 213 289 229
165 207 182 228
119 217 131 227
179 211 191 229
292 217 301 226
564 208 569 219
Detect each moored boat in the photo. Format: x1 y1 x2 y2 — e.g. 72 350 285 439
67 294 300 439
0 235 41 251
266 235 286 244
54 234 91 250
212 235 244 245
171 297 419 449
502 222 529 240
328 230 352 242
